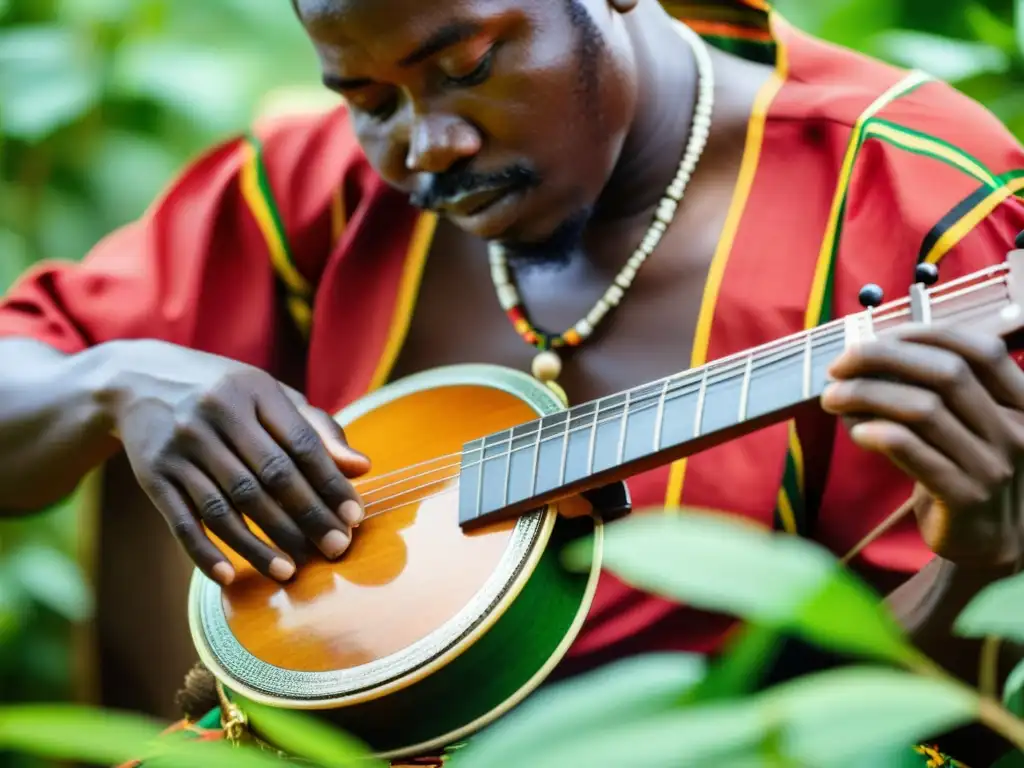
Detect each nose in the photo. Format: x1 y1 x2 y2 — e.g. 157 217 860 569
405 112 481 175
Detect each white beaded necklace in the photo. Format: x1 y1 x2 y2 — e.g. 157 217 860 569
488 21 715 398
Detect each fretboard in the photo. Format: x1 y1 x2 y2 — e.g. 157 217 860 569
457 263 1018 529
457 325 846 527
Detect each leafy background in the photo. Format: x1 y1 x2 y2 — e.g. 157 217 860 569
2 0 1024 765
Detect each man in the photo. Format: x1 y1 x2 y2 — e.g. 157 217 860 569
1 0 1023 765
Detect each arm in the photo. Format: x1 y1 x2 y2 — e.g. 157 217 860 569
0 133 278 511
809 77 1024 689
0 107 372 583
887 548 1022 689
0 338 121 512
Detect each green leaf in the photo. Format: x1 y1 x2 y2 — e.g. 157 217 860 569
454 665 977 768
241 698 379 768
450 653 706 766
566 513 914 665
0 705 162 764
832 745 938 768
761 668 978 766
1005 659 1024 717
684 623 782 703
108 41 256 133
0 26 102 141
85 130 181 225
0 227 30 293
453 698 766 768
0 704 301 768
992 750 1024 768
965 3 1018 53
0 569 26 644
56 0 134 25
871 29 1009 82
8 543 93 622
1017 0 1024 59
954 572 1024 644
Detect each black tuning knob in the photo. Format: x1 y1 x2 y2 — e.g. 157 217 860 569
858 283 885 309
914 262 939 286
1015 229 1024 250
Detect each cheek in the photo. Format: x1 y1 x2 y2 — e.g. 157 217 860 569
354 125 407 187
540 54 636 188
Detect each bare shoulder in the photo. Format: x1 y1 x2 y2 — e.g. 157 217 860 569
708 47 775 122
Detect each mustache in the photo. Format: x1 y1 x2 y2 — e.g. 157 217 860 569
410 163 540 211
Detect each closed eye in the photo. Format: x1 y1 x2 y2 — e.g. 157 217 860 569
443 46 496 88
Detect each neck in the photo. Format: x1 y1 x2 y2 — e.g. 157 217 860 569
592 6 699 223
457 262 1022 529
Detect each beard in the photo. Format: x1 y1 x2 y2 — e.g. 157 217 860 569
497 206 593 275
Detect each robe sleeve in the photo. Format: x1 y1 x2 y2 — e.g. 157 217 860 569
0 104 364 372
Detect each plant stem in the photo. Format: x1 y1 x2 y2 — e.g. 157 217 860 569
901 647 950 680
980 636 1003 700
978 696 1024 752
902 645 1024 751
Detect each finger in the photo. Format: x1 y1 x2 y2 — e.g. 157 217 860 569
889 326 1024 409
278 386 372 477
258 386 365 528
137 472 235 586
301 407 372 478
216 403 356 561
183 425 312 565
848 419 990 509
172 463 296 582
826 336 1011 448
822 378 1012 489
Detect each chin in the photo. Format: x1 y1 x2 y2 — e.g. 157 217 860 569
499 196 589 249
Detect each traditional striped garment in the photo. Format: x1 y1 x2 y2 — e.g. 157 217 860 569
1 2 1021 766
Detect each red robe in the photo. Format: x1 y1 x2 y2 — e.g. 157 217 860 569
4 4 1024 680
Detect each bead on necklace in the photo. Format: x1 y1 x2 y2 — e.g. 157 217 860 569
488 21 716 395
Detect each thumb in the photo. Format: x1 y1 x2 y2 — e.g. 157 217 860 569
302 407 372 477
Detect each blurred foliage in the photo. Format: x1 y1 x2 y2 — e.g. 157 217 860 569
4 510 1024 766
774 0 1024 135
0 1 323 764
3 0 1024 766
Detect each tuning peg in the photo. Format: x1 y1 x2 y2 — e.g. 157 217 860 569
914 262 939 287
858 283 885 309
1015 229 1024 249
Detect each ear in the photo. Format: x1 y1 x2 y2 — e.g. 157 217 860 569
609 0 640 12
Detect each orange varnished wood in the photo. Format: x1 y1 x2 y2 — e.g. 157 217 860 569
218 384 538 673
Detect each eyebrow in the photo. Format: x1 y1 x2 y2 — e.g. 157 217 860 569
398 21 481 68
323 20 482 91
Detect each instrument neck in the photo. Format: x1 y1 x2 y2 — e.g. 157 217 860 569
458 262 1020 529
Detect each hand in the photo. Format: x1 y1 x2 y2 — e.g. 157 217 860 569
820 326 1024 569
101 340 370 586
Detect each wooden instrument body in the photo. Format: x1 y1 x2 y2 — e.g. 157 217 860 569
188 365 605 759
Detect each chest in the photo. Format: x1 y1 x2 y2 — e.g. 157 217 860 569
389 207 725 406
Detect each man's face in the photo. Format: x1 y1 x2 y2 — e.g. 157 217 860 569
295 0 639 249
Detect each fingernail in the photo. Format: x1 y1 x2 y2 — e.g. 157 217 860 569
339 499 364 526
269 557 296 581
330 440 361 460
320 529 350 560
212 562 235 586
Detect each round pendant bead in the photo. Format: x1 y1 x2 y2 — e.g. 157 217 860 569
531 350 563 383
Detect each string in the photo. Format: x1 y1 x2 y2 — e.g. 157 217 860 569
355 314 866 504
349 265 1005 498
352 318 853 500
356 315 883 513
351 268 1009 514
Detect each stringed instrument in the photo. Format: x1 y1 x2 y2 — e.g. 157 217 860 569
189 248 1024 760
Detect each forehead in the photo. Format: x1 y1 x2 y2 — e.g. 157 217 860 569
296 0 536 72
